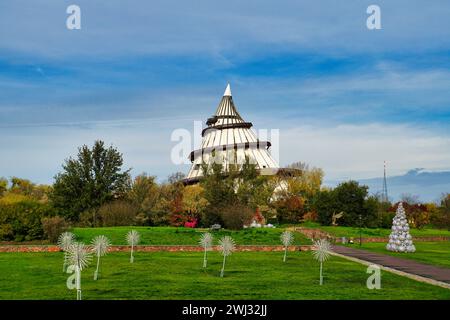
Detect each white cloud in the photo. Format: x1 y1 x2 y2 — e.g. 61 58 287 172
1 117 449 186
278 123 450 180
1 0 449 58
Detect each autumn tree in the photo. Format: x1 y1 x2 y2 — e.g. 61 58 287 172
182 185 208 217
397 202 429 229
285 162 323 200
10 177 35 196
128 173 159 224
0 178 7 197
434 194 450 230
272 162 324 223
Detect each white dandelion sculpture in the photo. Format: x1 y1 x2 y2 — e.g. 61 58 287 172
280 231 294 262
91 235 111 280
386 202 416 253
57 232 76 272
67 242 92 300
218 236 236 278
126 230 140 263
312 239 332 285
199 232 214 268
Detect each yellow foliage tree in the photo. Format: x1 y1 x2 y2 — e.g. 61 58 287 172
182 185 209 216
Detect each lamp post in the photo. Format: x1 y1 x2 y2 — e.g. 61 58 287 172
358 214 362 246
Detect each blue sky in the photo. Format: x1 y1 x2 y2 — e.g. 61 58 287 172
1 0 450 197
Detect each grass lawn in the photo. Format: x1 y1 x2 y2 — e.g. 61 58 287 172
342 242 450 269
71 226 310 245
301 222 450 239
0 251 449 300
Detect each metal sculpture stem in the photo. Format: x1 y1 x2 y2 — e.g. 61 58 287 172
63 252 68 272
94 250 100 280
130 242 134 263
319 262 323 285
76 266 81 300
203 247 207 268
220 255 226 277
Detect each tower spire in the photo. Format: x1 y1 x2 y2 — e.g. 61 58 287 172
223 83 232 96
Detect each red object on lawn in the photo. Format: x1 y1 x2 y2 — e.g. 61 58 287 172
184 219 198 228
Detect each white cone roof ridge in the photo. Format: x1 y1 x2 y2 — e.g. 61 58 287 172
223 83 232 96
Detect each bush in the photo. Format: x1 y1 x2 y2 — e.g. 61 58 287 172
201 207 224 227
430 194 450 229
272 195 305 223
98 200 137 227
0 224 14 241
220 203 254 230
378 210 395 228
0 199 57 241
41 216 69 243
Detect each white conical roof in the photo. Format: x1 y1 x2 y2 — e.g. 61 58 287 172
185 84 279 183
223 83 232 96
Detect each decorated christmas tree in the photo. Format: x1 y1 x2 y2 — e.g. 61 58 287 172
386 202 415 253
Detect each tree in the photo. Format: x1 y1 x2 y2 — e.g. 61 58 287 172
128 173 159 225
333 181 374 226
313 189 337 225
0 198 57 241
98 200 137 226
430 194 450 230
0 178 8 197
128 174 158 211
285 162 324 200
401 202 429 229
167 172 186 184
364 195 381 227
272 194 305 223
273 162 323 222
235 159 275 210
200 162 236 226
438 194 450 230
10 177 35 196
41 216 69 243
182 185 208 217
51 140 131 221
220 203 254 230
313 181 377 227
400 193 420 205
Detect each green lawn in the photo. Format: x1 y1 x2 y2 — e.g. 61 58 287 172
301 222 450 239
0 251 449 300
71 226 310 245
341 242 450 269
